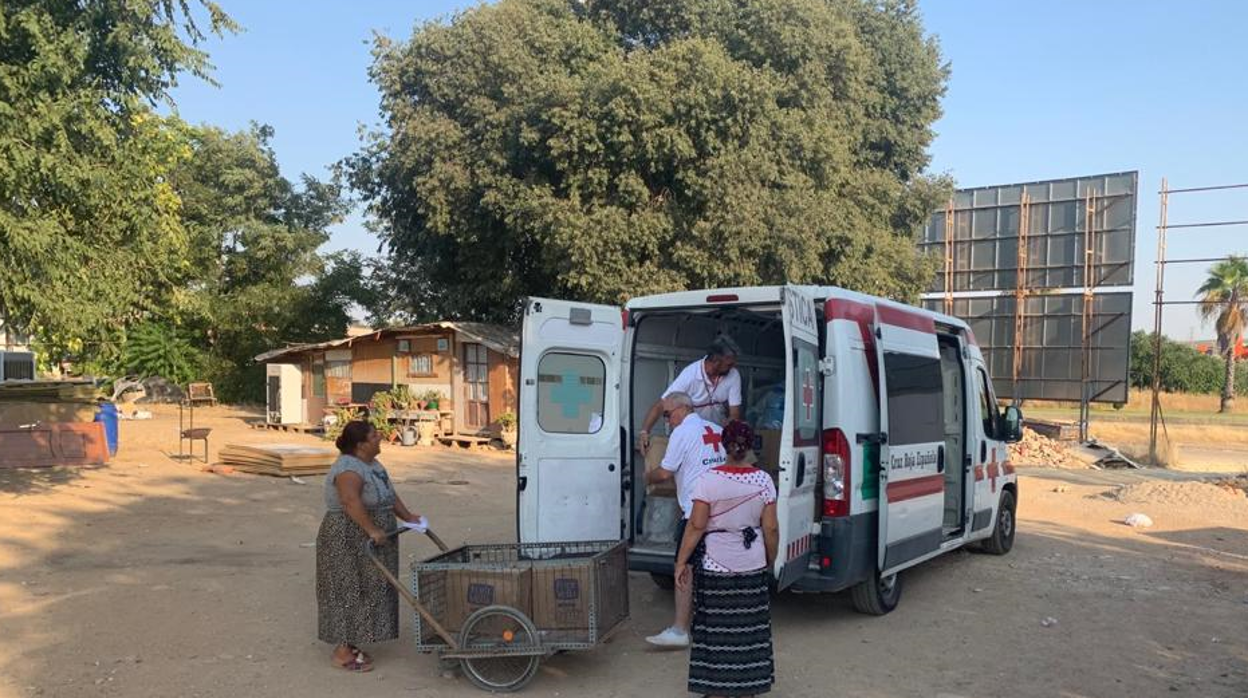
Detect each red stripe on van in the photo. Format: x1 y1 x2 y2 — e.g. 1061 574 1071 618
886 474 945 503
825 298 879 399
877 305 936 334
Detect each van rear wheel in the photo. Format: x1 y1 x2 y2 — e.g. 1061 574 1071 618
650 572 675 590
850 570 902 616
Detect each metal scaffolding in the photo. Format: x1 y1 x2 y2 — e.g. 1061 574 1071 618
943 199 955 316
1148 179 1248 464
1078 190 1098 441
1011 193 1031 403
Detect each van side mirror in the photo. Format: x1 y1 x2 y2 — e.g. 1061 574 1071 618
1001 406 1023 443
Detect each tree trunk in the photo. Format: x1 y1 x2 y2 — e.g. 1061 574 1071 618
1221 349 1236 413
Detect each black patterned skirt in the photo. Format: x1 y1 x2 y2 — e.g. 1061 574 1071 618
688 568 775 696
316 508 399 645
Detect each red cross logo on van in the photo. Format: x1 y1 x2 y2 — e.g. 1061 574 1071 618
702 426 722 452
802 369 815 421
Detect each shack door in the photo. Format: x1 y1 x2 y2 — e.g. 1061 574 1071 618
462 342 490 430
517 298 624 543
874 305 947 577
773 285 821 589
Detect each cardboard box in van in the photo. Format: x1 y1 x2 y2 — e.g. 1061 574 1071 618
755 429 783 475
644 435 677 497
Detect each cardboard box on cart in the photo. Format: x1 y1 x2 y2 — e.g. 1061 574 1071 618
531 545 630 633
441 567 534 633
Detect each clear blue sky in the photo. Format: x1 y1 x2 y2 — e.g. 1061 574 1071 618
169 1 1248 339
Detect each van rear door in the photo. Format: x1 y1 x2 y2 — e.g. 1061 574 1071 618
774 285 821 588
873 305 947 577
517 298 624 543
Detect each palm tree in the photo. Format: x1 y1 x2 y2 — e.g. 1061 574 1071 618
1197 255 1248 413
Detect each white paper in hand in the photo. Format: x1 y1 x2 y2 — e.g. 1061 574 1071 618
400 515 430 534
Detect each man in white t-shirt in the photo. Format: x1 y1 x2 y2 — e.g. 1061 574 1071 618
643 391 727 648
638 335 742 455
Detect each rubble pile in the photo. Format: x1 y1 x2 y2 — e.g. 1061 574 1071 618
1008 428 1085 468
1113 480 1247 507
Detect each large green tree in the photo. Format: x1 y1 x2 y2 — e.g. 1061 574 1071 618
0 0 236 362
1197 255 1248 413
163 123 359 402
347 0 949 322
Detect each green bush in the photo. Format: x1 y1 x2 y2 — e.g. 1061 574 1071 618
1129 330 1247 396
122 322 205 386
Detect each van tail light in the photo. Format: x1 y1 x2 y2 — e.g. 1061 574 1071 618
621 309 630 329
822 428 850 518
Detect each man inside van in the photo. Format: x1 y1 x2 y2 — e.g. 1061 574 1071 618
643 391 727 648
637 335 742 455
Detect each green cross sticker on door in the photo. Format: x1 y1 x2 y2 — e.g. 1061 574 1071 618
551 372 592 418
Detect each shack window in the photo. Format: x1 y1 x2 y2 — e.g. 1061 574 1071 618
408 354 434 377
326 359 351 379
537 353 605 434
884 352 944 446
311 356 326 398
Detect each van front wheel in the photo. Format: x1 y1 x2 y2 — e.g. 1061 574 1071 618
850 570 902 616
650 572 675 590
980 489 1016 555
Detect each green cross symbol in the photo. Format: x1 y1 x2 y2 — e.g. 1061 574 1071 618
551 372 592 419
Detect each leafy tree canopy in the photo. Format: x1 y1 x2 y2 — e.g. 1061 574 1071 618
0 0 237 359
348 0 950 322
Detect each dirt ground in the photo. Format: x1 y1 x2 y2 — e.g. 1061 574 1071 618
1 406 1246 697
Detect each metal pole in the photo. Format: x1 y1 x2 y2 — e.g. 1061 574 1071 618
1149 179 1169 464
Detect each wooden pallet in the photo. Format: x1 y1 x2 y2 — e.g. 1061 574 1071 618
248 421 325 434
437 434 494 449
1023 418 1079 441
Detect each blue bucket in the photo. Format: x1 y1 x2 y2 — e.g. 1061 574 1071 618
95 402 119 456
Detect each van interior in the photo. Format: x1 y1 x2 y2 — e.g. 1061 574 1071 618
628 306 788 559
626 306 976 566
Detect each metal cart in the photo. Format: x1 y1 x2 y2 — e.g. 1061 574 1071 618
367 529 629 692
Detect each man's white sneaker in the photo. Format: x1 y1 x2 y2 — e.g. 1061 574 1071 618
645 626 690 648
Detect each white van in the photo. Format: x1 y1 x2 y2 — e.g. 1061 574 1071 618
517 285 1023 614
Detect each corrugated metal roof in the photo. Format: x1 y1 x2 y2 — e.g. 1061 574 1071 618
253 322 519 363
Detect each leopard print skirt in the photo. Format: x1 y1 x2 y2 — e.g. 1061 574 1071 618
316 508 399 645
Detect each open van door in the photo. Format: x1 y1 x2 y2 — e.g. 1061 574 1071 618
518 298 624 543
873 305 947 577
774 285 821 589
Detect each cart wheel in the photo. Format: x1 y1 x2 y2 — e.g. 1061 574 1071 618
458 605 541 693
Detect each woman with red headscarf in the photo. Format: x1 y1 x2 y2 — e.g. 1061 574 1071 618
675 420 780 697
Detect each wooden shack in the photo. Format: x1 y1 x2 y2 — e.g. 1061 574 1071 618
255 322 519 437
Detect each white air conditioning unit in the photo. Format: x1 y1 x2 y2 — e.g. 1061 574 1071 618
0 351 36 382
266 363 303 425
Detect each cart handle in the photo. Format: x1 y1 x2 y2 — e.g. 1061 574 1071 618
365 525 450 556
363 526 459 650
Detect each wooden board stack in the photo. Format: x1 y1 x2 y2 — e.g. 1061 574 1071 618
218 443 337 476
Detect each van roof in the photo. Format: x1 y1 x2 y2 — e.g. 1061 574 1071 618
625 285 971 333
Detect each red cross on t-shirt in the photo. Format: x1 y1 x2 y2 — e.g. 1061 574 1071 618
702 426 722 452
